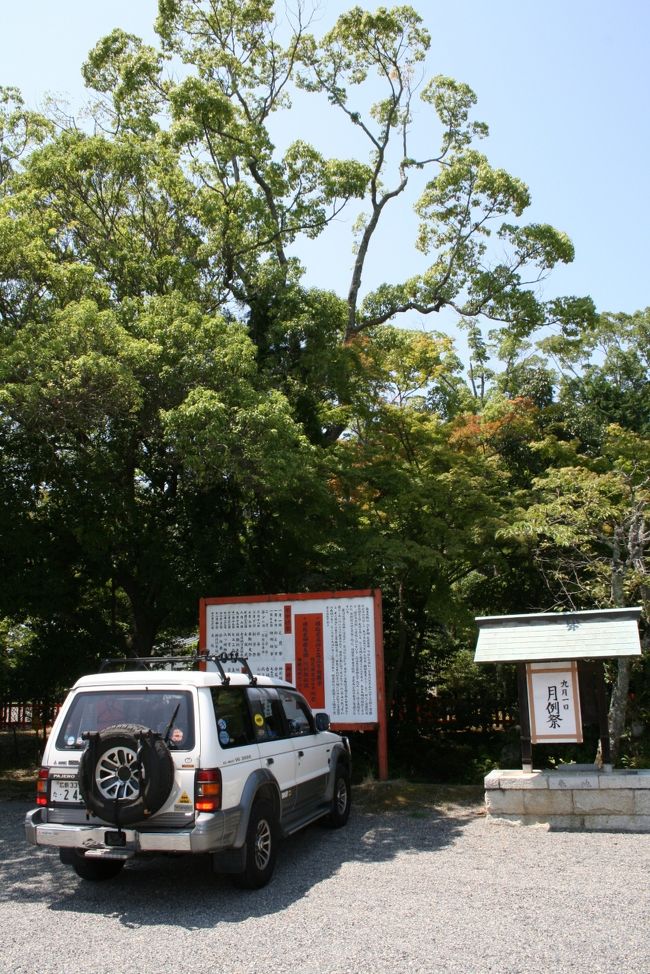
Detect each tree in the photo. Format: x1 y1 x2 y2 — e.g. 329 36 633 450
500 425 649 761
83 3 591 367
0 3 593 701
327 326 514 722
553 308 650 446
0 288 320 656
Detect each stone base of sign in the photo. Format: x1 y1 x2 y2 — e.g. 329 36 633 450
484 767 650 831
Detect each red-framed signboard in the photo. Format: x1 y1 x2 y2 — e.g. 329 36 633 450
199 589 387 779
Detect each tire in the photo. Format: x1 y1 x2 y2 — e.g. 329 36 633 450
60 849 125 882
325 764 351 828
232 799 278 890
78 722 174 826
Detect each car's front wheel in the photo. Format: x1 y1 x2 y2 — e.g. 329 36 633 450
232 798 278 890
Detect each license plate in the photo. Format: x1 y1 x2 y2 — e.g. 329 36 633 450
51 778 81 803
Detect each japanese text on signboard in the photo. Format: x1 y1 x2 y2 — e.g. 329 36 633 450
526 661 582 743
202 592 381 726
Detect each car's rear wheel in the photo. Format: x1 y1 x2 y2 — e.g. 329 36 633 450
232 798 278 889
325 764 351 828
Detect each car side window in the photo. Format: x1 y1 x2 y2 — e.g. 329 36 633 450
279 691 314 736
210 687 255 749
247 688 287 742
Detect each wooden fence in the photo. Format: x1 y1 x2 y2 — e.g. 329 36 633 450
0 701 60 733
2 697 517 736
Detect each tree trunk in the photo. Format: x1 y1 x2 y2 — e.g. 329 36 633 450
603 521 633 765
608 656 631 765
117 574 162 658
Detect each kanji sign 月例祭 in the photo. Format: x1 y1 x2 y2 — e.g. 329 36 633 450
526 661 582 744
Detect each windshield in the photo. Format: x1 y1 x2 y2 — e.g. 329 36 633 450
56 690 195 751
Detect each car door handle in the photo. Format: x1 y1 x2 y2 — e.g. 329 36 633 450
298 751 304 758
266 758 274 765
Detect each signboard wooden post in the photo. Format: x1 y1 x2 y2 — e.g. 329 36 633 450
199 589 387 779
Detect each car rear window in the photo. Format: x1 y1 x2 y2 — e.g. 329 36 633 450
55 690 195 751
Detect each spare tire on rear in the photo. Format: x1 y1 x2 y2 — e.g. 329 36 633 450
78 723 174 826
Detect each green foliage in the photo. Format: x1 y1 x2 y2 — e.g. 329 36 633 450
500 426 649 610
2 2 648 781
0 86 53 187
552 309 650 446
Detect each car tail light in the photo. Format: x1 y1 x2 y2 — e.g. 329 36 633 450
36 767 49 807
195 768 221 812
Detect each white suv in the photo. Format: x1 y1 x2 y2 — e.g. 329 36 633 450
25 657 351 888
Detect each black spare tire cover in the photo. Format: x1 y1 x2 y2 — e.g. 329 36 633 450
78 722 175 826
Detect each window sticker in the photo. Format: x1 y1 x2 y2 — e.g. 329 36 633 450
254 713 265 727
219 730 230 746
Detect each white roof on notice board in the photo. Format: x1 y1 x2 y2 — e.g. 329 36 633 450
474 608 643 663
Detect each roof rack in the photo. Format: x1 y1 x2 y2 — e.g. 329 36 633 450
98 652 258 684
99 655 196 673
205 653 257 686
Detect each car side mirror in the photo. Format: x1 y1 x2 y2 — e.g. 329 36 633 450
314 712 330 732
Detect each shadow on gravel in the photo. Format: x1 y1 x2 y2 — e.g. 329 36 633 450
2 801 480 928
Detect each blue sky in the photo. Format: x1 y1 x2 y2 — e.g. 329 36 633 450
2 1 649 321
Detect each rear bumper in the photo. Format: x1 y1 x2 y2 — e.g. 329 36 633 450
25 806 240 855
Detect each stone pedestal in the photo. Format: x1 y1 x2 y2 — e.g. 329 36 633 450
484 767 650 831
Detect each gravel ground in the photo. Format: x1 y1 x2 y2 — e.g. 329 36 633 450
2 799 649 974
